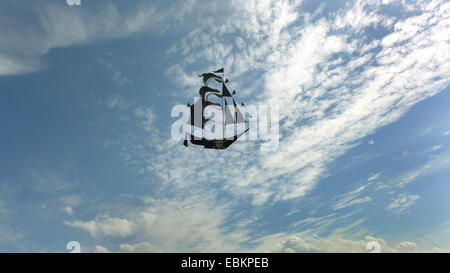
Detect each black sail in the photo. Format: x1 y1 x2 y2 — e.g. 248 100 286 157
199 86 221 98
187 98 221 129
233 99 245 124
199 73 222 86
187 98 203 129
222 83 232 97
224 100 235 125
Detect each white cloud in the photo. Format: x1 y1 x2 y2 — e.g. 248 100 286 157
134 107 156 132
28 169 73 194
105 94 129 110
60 194 82 216
112 71 131 86
248 214 448 253
65 194 249 252
163 0 450 203
255 234 422 253
63 206 74 215
0 223 24 246
0 196 24 247
334 186 372 210
89 231 448 253
65 216 137 238
335 196 373 211
368 173 381 181
0 2 162 77
423 144 444 154
119 242 160 253
60 194 82 207
394 152 450 188
395 150 410 160
66 0 81 6
432 145 443 151
65 189 449 252
92 0 450 253
98 58 132 86
388 193 421 212
94 245 110 253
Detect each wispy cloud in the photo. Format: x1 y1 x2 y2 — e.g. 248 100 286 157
368 173 381 182
0 1 165 77
63 206 74 215
164 0 450 203
134 107 156 132
66 193 249 252
394 152 450 188
105 94 129 110
60 194 82 215
431 145 443 151
0 186 25 249
65 216 137 238
66 0 450 252
388 193 421 213
28 169 74 194
98 57 133 86
253 233 421 253
331 185 373 211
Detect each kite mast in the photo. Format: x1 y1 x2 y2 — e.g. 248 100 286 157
221 70 225 139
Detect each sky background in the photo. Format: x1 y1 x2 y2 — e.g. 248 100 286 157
0 0 449 253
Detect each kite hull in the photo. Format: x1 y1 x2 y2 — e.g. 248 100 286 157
184 128 248 150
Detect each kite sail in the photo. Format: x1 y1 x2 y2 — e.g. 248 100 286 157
184 68 249 149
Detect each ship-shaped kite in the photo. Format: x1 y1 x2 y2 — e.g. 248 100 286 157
183 68 249 149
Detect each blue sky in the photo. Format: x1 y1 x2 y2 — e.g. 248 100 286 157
0 0 449 252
